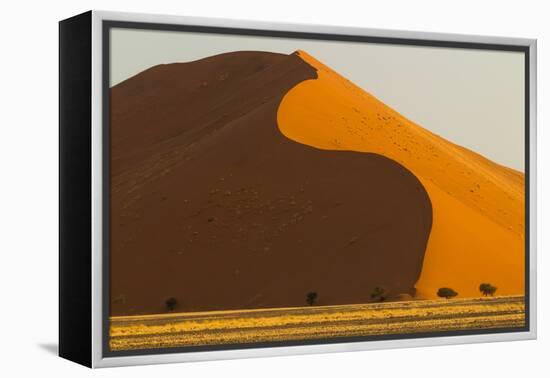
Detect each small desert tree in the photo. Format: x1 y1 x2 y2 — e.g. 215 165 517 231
370 286 387 302
165 297 177 312
479 283 497 297
306 292 318 306
437 287 458 299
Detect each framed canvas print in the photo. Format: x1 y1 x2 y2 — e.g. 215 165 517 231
59 10 537 368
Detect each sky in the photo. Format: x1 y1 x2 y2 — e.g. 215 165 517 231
110 28 525 171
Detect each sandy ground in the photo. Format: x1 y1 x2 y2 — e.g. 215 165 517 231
110 296 525 351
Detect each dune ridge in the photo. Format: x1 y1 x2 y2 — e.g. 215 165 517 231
278 50 525 298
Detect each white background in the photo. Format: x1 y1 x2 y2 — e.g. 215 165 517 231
0 0 547 376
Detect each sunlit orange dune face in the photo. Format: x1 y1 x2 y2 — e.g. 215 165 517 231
277 50 525 299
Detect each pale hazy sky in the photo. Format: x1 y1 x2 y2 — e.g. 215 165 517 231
110 28 525 171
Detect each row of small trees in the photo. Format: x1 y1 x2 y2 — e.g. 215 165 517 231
162 283 499 312
437 283 498 299
305 286 387 307
305 283 498 307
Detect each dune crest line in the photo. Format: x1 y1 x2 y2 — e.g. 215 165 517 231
278 50 524 299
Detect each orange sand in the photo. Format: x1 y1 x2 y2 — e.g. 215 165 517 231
277 50 525 298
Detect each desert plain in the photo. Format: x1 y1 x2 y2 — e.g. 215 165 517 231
110 296 525 351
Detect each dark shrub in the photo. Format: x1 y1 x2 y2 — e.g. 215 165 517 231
306 292 318 306
165 297 177 311
479 283 497 297
437 288 458 299
370 286 387 302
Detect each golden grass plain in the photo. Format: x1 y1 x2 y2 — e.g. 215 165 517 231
110 296 525 351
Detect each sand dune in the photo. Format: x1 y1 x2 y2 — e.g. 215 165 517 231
278 50 525 298
110 51 432 315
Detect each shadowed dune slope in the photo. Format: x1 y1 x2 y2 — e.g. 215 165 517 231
279 50 525 299
110 51 432 316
